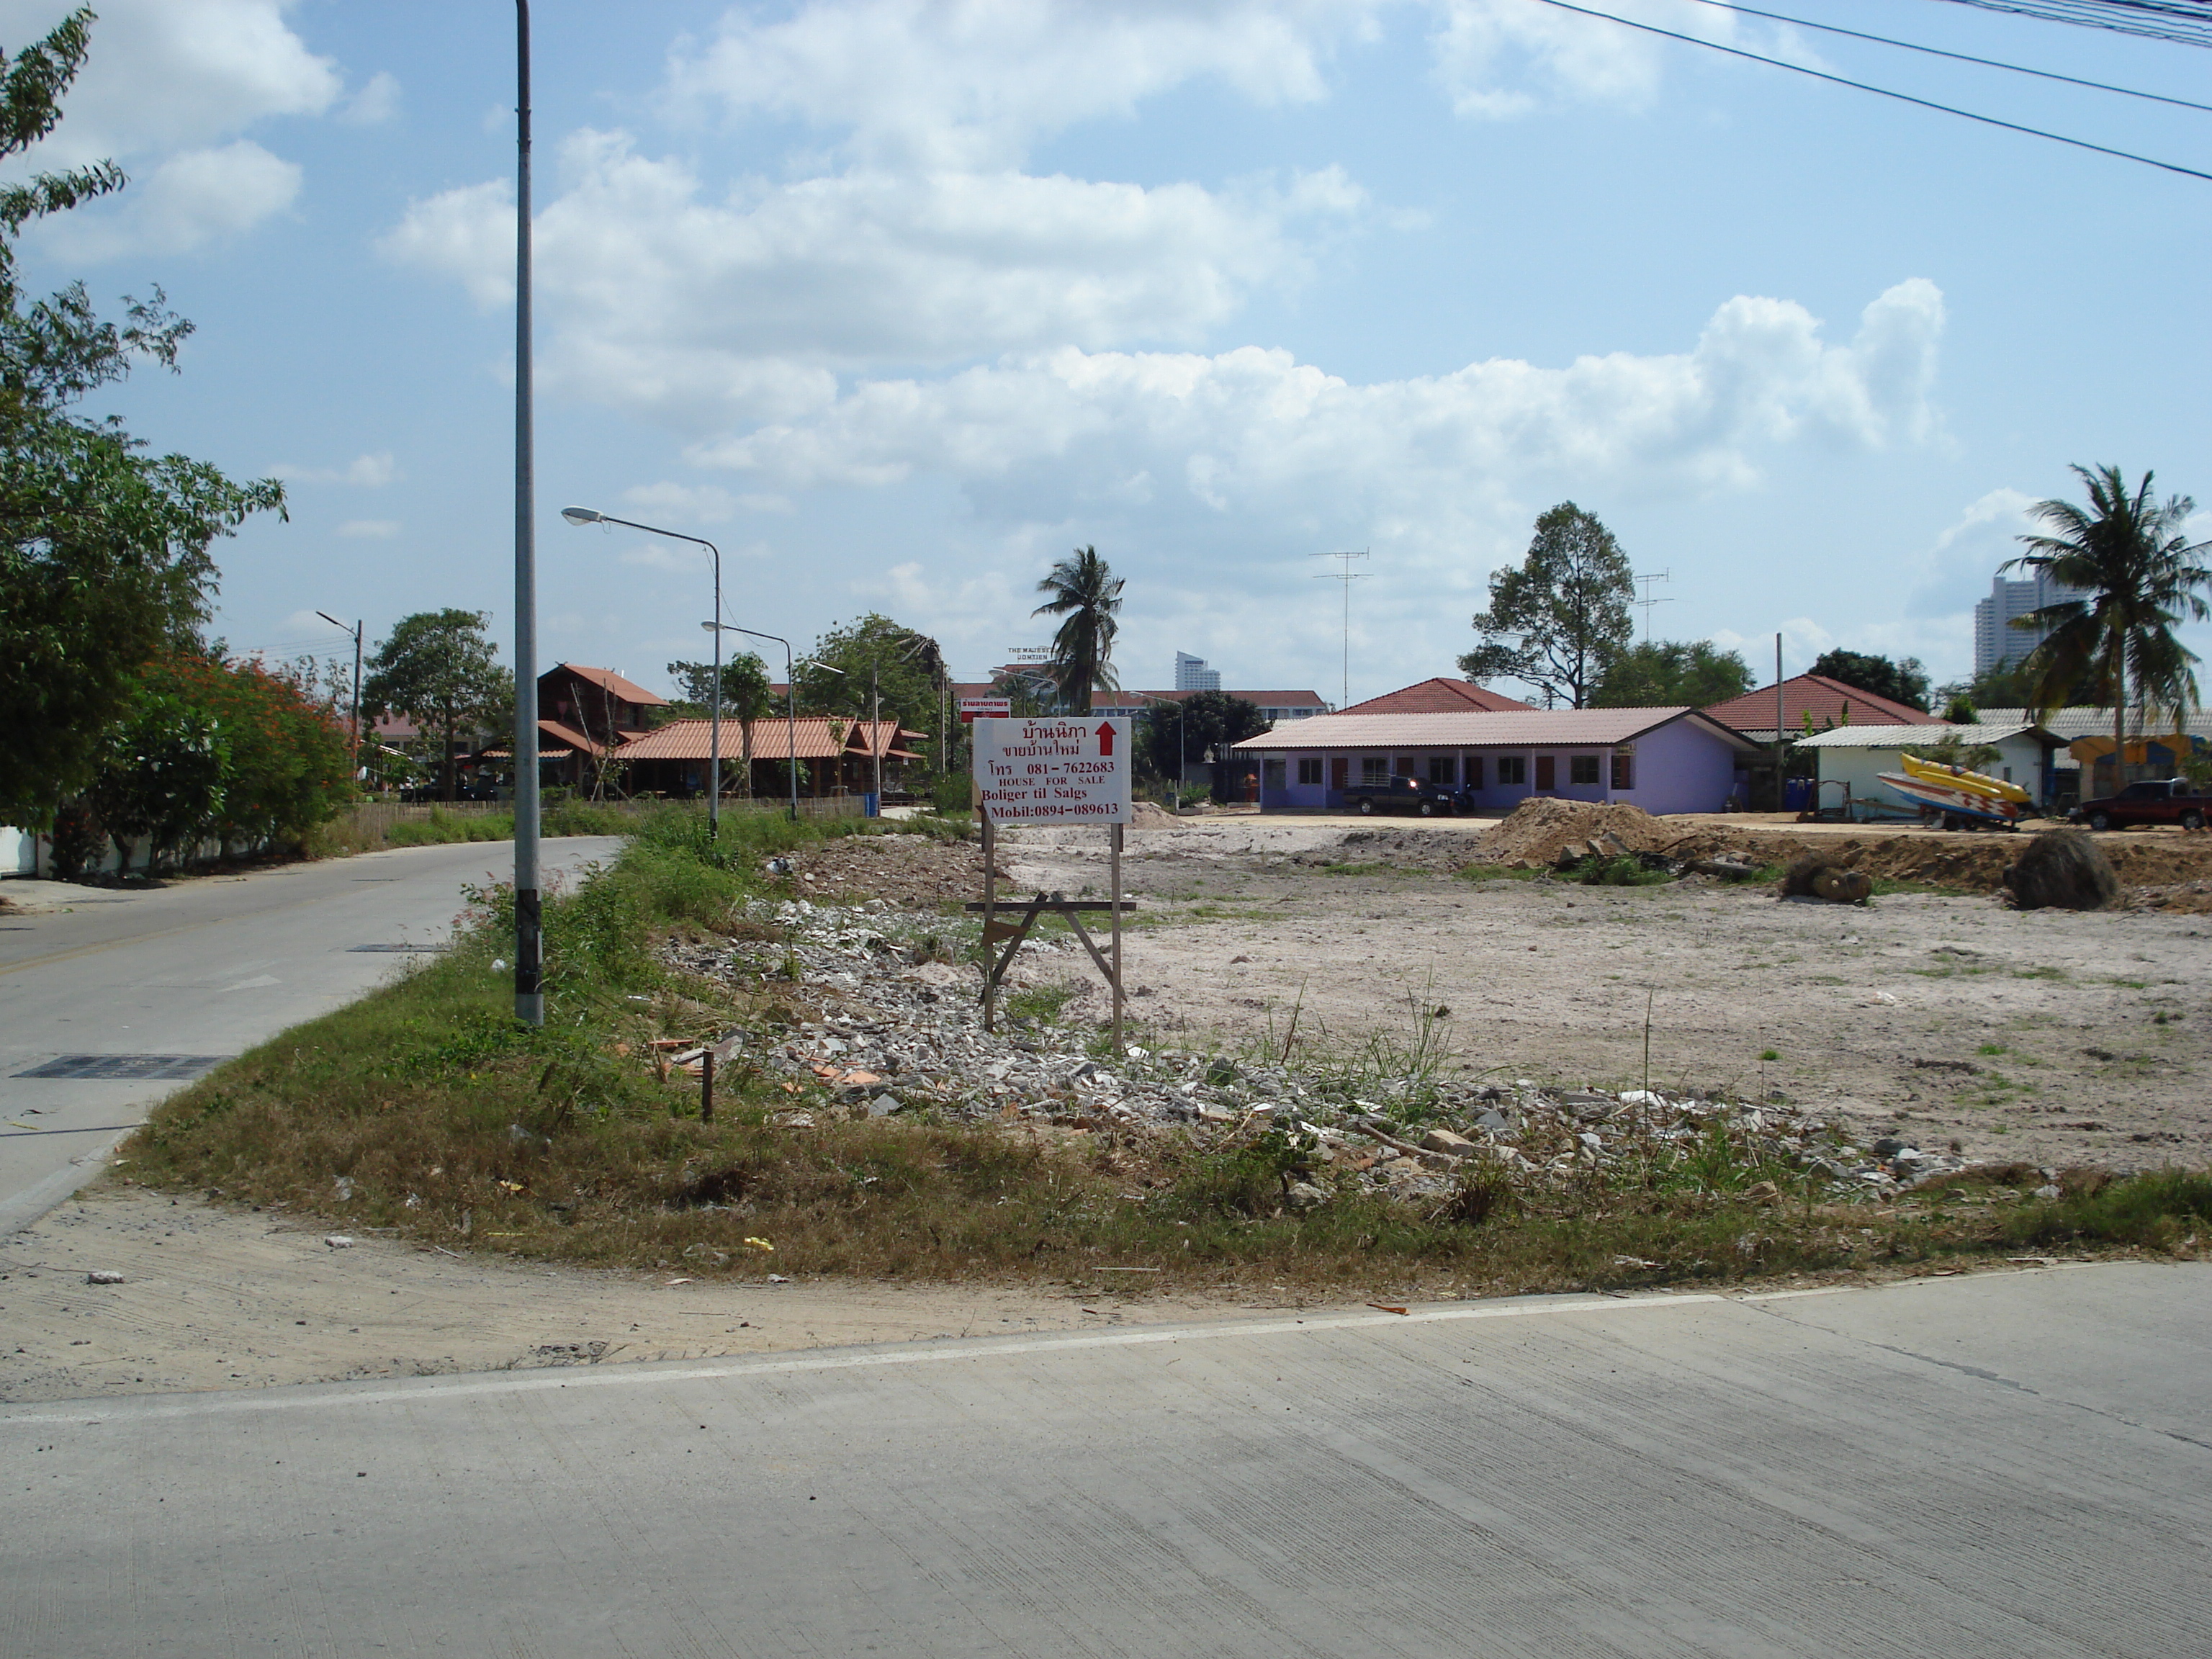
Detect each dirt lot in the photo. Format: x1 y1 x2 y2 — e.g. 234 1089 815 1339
987 812 2211 1175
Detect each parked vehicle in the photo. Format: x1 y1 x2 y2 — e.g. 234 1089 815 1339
1341 775 1469 817
2070 778 2212 831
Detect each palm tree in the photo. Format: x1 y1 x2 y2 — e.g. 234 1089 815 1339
2005 465 2212 797
1032 546 1124 715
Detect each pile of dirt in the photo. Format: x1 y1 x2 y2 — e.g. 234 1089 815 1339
1473 799 1670 868
782 832 984 909
1130 801 1179 831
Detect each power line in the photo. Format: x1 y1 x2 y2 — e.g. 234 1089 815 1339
1928 1 2212 49
1682 0 2212 112
1532 0 2212 181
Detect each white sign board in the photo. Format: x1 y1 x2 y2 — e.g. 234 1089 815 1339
972 717 1130 824
958 696 1012 723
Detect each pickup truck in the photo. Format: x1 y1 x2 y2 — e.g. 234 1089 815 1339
1340 775 1470 817
2071 778 2212 831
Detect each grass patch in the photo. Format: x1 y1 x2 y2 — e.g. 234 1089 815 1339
1566 855 1674 888
1455 863 1548 882
118 807 2212 1299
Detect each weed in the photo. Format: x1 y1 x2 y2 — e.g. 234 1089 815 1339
1977 1043 2008 1056
1759 1049 1780 1063
1568 855 1673 887
1005 982 1080 1025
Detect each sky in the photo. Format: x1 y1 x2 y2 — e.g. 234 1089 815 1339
5 0 2211 709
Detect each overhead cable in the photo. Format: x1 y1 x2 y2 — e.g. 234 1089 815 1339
1927 1 2212 49
1681 0 2212 111
1530 0 2212 181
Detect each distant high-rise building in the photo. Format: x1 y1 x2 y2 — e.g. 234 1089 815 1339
1974 572 2090 678
1174 652 1220 692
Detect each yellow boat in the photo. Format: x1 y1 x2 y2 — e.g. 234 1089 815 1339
1901 752 2029 804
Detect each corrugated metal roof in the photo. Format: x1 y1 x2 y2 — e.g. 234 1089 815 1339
1229 707 1758 751
1337 678 1536 716
1703 673 1940 733
618 717 917 763
1972 706 2212 741
1796 723 2051 748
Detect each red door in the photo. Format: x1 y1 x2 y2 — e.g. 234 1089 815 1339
1534 755 1555 792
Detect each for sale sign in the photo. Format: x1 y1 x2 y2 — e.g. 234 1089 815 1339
957 696 1012 723
971 716 1130 824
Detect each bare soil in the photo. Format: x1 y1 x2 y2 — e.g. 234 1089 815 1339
993 814 2212 1175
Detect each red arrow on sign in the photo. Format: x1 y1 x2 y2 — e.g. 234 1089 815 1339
1095 721 1115 757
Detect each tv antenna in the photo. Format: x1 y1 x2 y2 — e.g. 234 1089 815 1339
1310 549 1368 709
1636 570 1673 642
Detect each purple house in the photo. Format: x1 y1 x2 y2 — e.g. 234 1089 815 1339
1228 706 1760 814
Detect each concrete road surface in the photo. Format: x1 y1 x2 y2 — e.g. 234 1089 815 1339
4 1262 2206 1657
0 838 624 1233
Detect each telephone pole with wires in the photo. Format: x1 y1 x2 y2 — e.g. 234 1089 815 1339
1635 570 1673 642
1310 549 1368 710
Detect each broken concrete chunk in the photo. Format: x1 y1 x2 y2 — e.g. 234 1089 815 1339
1420 1128 1477 1155
323 1235 355 1249
86 1269 125 1284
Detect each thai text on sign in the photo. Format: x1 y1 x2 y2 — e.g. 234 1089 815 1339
971 717 1129 824
957 696 1012 723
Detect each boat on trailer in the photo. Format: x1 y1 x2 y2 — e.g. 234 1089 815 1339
1877 753 2033 830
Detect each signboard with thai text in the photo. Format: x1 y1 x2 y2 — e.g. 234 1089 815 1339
958 696 1012 723
971 716 1129 824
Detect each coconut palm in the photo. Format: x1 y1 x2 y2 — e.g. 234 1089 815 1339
1032 545 1124 715
2004 464 2212 795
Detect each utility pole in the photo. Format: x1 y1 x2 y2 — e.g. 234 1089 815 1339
1635 570 1672 642
1310 549 1368 709
511 0 542 1028
316 611 363 778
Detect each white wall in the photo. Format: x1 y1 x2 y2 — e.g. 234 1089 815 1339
1812 735 2051 809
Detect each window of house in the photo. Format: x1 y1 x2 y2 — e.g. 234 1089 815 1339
1362 755 1388 784
1298 756 1323 786
1610 750 1635 791
1465 755 1484 789
1569 754 1600 786
1496 755 1526 786
1534 755 1556 791
1429 756 1456 786
1263 758 1286 791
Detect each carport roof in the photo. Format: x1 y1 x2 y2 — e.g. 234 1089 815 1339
1228 707 1760 752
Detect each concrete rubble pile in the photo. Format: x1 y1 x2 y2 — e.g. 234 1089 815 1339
661 896 1974 1205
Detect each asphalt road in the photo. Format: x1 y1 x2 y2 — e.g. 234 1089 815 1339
0 837 624 1233
3 1261 2205 1656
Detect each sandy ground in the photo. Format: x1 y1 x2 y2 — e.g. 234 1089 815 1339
0 1184 1302 1403
997 819 2211 1173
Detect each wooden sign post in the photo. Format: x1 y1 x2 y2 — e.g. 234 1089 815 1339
971 716 1134 1051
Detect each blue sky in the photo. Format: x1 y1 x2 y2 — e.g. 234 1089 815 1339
6 0 2211 707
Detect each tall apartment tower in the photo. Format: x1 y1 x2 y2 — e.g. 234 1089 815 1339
1174 652 1220 693
1974 572 2089 677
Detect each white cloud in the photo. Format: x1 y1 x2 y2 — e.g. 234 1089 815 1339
383 132 1365 426
1905 486 2035 617
338 70 400 127
336 518 400 539
274 451 395 486
694 281 1946 520
1 0 341 254
617 541 710 575
1427 0 1734 119
617 482 737 524
668 0 1376 170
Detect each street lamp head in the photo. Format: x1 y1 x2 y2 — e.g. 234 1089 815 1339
799 660 847 676
559 506 604 526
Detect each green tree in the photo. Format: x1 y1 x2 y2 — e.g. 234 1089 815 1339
361 610 511 801
1460 503 1633 708
166 654 352 850
1590 639 1753 708
0 10 284 826
1807 649 1930 712
88 688 227 876
1033 546 1123 714
2005 463 2212 790
793 614 946 733
1138 692 1269 794
665 652 774 795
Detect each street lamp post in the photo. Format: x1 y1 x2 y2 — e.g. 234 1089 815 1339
315 611 364 779
801 659 849 800
565 508 722 836
513 0 542 1027
706 623 803 819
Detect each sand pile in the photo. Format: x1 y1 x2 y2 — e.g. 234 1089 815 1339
1473 799 1669 868
1130 801 1179 831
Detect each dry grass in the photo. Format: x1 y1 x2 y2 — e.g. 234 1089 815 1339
120 809 2212 1298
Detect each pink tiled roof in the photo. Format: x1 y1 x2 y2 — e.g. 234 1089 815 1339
1703 673 1938 733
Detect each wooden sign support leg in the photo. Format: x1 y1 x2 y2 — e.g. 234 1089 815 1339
980 813 998 1031
1110 824 1125 1054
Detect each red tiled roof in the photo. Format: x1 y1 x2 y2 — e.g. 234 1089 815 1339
1231 707 1760 751
1702 674 1938 734
538 716 606 757
1337 678 1537 716
542 662 667 707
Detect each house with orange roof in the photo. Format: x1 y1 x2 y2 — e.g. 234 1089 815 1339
1701 673 1939 742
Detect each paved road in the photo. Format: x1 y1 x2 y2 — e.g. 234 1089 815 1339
0 838 624 1232
2 1262 2204 1655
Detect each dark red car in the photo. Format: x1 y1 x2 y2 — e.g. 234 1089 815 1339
2071 778 2212 831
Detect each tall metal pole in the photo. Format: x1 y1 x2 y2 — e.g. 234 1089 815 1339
871 663 881 805
512 0 543 1027
1310 549 1367 710
717 626 795 821
1774 631 1784 811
